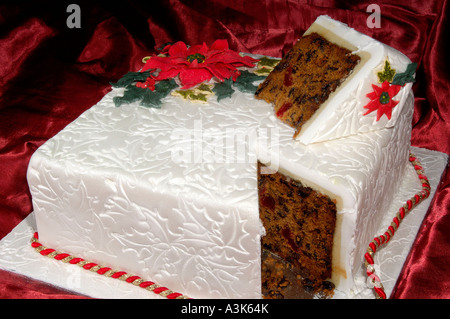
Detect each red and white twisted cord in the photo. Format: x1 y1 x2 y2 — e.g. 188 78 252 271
364 152 431 299
31 232 190 299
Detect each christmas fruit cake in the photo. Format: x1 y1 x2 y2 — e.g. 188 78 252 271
27 15 421 299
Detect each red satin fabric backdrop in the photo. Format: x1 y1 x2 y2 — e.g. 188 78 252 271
0 1 448 299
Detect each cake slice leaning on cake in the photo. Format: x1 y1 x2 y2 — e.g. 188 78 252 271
27 15 423 299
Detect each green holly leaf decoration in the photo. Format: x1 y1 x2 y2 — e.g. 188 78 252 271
173 83 214 103
254 68 272 76
174 89 191 100
110 71 154 88
391 62 417 86
258 56 280 68
141 88 164 108
142 79 178 108
377 60 396 83
233 70 266 93
212 78 235 101
113 79 177 108
154 78 179 95
189 93 209 102
173 90 209 103
113 85 146 106
254 57 280 75
212 71 266 101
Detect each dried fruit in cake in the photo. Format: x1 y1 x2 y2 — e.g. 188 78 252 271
258 163 337 296
255 32 360 138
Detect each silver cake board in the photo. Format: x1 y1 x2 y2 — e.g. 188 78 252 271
0 147 447 299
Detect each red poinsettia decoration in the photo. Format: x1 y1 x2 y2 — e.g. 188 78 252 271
363 80 402 121
141 39 258 89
